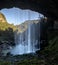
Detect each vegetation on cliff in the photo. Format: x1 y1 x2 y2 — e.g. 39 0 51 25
0 13 17 45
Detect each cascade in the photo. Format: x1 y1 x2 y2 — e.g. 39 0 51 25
10 11 40 55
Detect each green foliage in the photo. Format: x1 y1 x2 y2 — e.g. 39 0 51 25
14 58 45 65
39 29 58 65
0 22 16 31
0 61 11 65
0 20 17 45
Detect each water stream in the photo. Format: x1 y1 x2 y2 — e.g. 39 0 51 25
10 21 40 55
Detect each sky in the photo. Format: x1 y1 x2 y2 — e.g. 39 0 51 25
0 7 43 25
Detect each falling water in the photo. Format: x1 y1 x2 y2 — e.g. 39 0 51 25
10 21 40 55
28 23 32 53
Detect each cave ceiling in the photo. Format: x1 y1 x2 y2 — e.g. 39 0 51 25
0 0 58 20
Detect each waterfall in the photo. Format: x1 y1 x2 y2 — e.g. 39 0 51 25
10 20 40 55
28 23 32 53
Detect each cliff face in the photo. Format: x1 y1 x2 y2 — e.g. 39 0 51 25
10 20 41 55
16 20 40 33
15 20 40 50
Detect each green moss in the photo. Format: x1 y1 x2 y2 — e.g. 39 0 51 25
0 61 11 65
